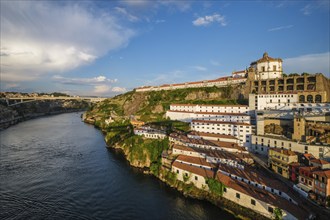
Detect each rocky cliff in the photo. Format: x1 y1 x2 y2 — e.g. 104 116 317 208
0 100 89 130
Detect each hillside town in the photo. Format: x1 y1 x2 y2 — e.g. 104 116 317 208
129 53 330 219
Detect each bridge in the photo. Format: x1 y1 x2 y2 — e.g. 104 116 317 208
1 96 107 106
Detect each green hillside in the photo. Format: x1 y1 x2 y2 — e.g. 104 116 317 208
85 84 247 128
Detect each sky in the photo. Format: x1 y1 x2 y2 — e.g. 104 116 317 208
1 0 329 97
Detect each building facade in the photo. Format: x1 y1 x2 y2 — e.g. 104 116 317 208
268 148 298 179
249 52 283 80
250 134 329 159
191 120 252 147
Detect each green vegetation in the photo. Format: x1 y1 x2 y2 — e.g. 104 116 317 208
206 178 226 197
85 84 247 129
273 207 283 220
162 169 178 185
183 173 191 183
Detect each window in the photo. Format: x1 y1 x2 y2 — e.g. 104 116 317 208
251 199 256 206
268 207 274 213
177 170 179 174
195 176 198 181
224 187 227 193
236 193 240 199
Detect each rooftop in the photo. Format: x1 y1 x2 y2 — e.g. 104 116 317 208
188 131 238 140
167 110 249 116
172 161 214 178
170 103 248 107
176 155 216 168
216 172 308 220
269 148 297 156
192 119 251 126
312 169 330 178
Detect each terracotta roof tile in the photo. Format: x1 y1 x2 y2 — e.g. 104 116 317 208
172 161 214 178
192 119 251 126
176 155 216 168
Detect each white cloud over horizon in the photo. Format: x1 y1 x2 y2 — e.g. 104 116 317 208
268 25 293 32
193 14 227 27
191 66 208 71
0 1 135 82
284 52 330 76
52 75 126 95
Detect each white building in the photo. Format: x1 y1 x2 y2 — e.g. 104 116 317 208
187 131 239 144
172 161 214 190
249 93 298 111
250 52 283 80
217 172 299 220
166 110 250 123
134 127 167 139
135 77 247 92
191 120 252 148
169 104 249 114
250 134 329 159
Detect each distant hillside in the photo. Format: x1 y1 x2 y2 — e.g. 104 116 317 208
85 84 247 126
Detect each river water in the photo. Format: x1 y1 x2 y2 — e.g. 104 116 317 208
0 112 236 220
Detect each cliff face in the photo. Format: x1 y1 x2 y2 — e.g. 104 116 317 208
0 100 89 130
85 85 248 126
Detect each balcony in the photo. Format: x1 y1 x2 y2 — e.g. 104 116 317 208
296 78 305 84
270 156 288 165
308 76 316 83
287 85 294 90
296 85 304 90
286 79 294 84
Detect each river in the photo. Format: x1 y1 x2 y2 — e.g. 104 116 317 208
0 112 236 220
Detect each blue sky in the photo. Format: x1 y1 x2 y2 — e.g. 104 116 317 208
1 0 329 96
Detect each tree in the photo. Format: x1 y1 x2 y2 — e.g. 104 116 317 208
273 207 283 220
206 178 226 196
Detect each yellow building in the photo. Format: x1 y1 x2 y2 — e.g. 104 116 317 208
268 148 298 179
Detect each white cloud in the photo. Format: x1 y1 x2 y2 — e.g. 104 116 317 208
300 1 329 15
301 4 312 15
52 75 118 85
115 7 140 22
112 87 127 92
210 60 221 66
284 52 330 75
268 25 293 32
155 19 166 23
191 66 207 71
159 1 191 12
4 83 19 89
142 70 186 86
94 85 111 94
193 14 227 27
0 1 135 82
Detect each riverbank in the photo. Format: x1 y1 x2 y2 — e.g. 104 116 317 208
86 119 267 220
0 109 86 131
0 100 89 131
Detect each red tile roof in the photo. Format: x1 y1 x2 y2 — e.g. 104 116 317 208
192 119 251 126
312 170 330 178
269 148 297 156
172 161 214 178
216 172 308 220
189 131 238 140
176 155 216 168
310 159 330 165
167 110 248 116
170 103 248 107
